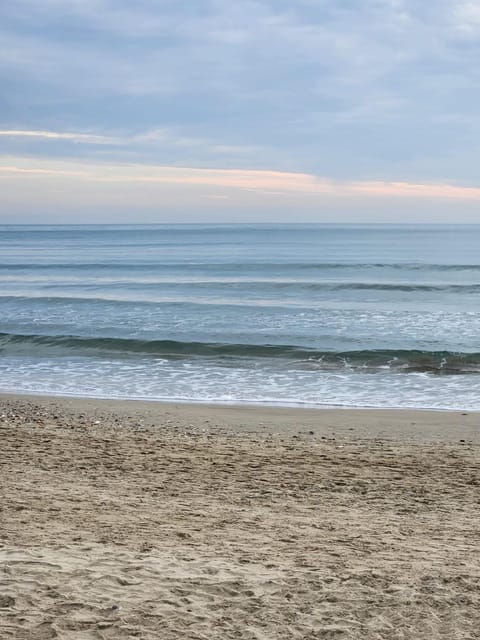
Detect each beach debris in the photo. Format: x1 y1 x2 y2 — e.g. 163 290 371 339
97 621 114 629
0 594 15 608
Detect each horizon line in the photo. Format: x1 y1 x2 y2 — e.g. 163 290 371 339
2 222 480 227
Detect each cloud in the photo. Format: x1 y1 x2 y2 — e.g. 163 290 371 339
348 180 480 200
2 156 480 202
0 127 266 172
452 1 480 35
0 164 89 176
2 0 480 196
0 129 118 144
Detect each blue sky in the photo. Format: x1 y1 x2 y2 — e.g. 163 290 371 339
1 0 480 222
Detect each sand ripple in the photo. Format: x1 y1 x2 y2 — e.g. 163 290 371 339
1 397 479 639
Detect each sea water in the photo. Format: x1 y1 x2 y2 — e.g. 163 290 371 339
1 223 479 410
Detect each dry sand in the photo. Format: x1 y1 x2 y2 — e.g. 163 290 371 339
1 394 479 639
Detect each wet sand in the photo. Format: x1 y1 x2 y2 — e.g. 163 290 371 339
1 394 479 639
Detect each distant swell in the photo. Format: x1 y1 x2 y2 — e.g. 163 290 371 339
1 261 480 272
2 278 480 303
1 332 479 374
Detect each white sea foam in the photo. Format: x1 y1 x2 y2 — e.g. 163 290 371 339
1 356 480 411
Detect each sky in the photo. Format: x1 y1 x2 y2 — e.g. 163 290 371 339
1 0 480 223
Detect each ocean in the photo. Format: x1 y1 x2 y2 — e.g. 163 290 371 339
1 223 479 410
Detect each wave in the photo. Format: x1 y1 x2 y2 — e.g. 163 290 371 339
1 262 480 272
319 283 480 293
1 332 479 374
2 281 480 295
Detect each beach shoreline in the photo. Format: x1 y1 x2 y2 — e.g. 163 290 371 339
1 391 479 442
1 393 479 638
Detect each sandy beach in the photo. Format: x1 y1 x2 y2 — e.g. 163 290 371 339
1 394 479 639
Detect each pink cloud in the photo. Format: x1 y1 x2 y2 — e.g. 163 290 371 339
349 180 480 199
0 165 90 176
2 157 480 201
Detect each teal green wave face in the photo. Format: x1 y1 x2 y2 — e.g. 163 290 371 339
1 331 480 375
